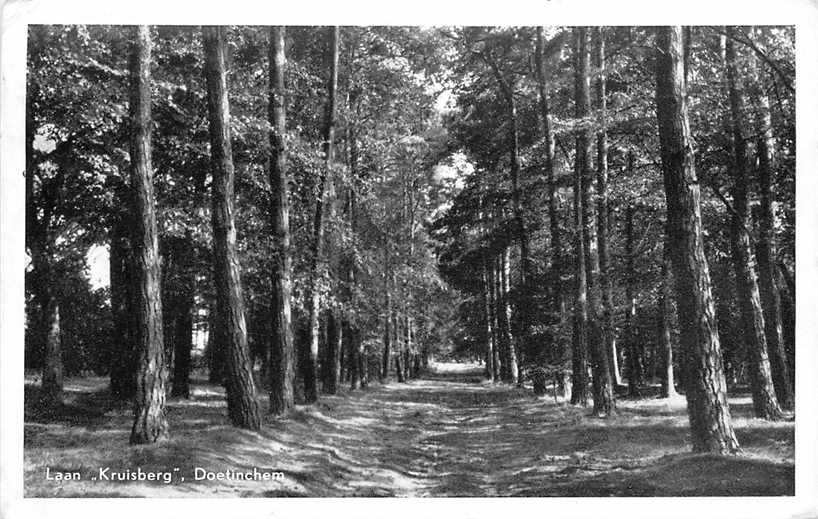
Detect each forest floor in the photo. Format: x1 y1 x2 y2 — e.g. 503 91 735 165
24 362 794 497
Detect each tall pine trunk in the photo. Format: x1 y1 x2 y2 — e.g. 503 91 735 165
305 26 340 403
535 27 565 366
724 28 782 421
654 26 739 454
594 27 620 391
128 25 168 444
267 26 296 415
749 39 794 410
203 25 261 430
484 52 531 357
576 27 614 416
570 27 591 407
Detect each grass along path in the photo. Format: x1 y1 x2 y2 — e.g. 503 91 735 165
24 362 794 497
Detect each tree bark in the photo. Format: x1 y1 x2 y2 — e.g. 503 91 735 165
305 26 340 403
654 26 739 454
749 35 794 410
659 239 679 398
594 27 620 392
535 27 563 329
203 25 262 430
482 263 496 381
267 26 296 415
725 27 783 421
577 27 615 416
501 247 519 384
484 50 531 357
381 268 392 382
170 235 195 399
40 299 62 404
571 27 591 408
109 202 136 400
489 259 502 381
624 202 643 397
128 25 169 444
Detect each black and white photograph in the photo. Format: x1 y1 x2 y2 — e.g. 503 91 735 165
1 1 817 517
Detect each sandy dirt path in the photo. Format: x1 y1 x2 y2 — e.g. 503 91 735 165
24 363 793 497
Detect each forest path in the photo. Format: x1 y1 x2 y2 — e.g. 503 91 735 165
24 363 794 497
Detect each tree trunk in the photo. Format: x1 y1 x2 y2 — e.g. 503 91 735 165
203 25 262 430
267 26 296 415
501 247 519 384
170 235 195 399
570 27 591 407
574 27 614 416
659 240 679 398
725 28 783 421
749 39 794 410
482 264 496 381
394 311 405 383
624 202 643 397
654 26 739 454
206 300 223 383
305 26 340 404
594 27 619 393
40 299 62 405
535 27 564 334
489 261 502 381
775 262 795 389
128 25 169 444
169 238 196 398
109 204 136 400
485 52 531 355
381 273 392 382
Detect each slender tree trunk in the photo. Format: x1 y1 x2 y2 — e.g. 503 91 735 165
267 26 296 415
203 25 261 430
129 25 169 443
725 28 783 421
482 264 496 381
171 236 195 399
749 41 793 410
535 27 564 334
305 26 340 403
206 300 223 383
594 27 619 393
571 27 592 407
501 247 519 384
394 310 405 383
382 288 391 382
40 298 62 404
574 27 614 416
488 259 502 381
485 53 531 358
109 204 136 400
659 240 679 398
775 262 795 389
494 254 510 382
624 202 643 397
654 26 739 454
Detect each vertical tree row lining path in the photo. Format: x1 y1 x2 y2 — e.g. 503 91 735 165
24 24 797 497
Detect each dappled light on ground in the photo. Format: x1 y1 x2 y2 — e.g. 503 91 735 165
24 363 793 497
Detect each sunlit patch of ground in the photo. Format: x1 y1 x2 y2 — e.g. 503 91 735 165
24 364 793 497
